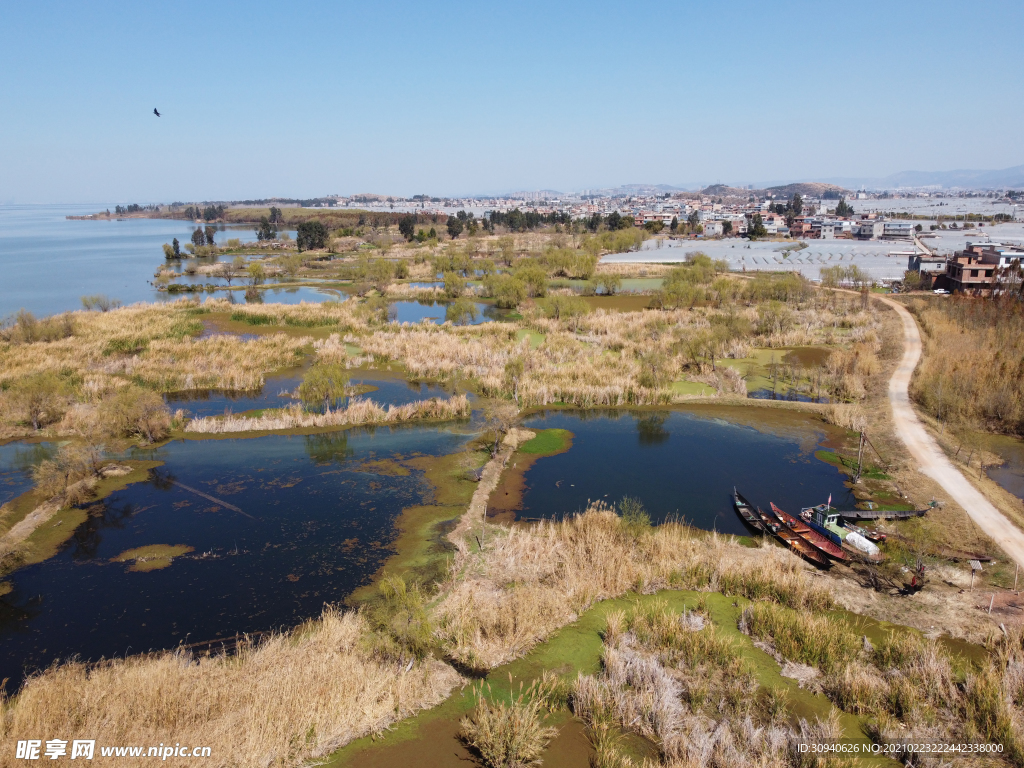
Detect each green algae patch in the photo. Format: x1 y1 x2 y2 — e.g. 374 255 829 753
515 329 545 349
11 460 165 572
347 443 489 604
356 458 411 477
671 379 710 396
113 544 194 572
326 588 884 768
519 428 573 456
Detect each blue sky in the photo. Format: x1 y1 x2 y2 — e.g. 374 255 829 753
2 0 1022 202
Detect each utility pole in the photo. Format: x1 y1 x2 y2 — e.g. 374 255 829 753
854 431 865 483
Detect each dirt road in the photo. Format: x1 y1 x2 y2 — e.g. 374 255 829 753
878 295 1024 567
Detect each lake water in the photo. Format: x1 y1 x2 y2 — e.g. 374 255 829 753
514 409 854 535
0 442 53 506
0 426 470 689
165 370 456 419
979 433 1024 502
0 204 294 318
391 299 503 325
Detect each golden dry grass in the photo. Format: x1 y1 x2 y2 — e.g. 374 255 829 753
436 504 831 671
0 609 461 768
184 394 470 433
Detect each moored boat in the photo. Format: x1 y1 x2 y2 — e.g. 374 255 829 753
732 488 765 533
770 502 848 561
754 505 830 567
799 503 883 561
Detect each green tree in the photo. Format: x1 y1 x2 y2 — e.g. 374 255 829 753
835 198 854 217
596 274 622 295
255 217 277 241
747 214 768 239
398 214 416 241
204 226 216 246
172 238 180 257
485 274 527 308
368 259 394 293
443 271 465 299
545 295 590 328
296 220 328 252
298 363 350 413
269 206 283 224
513 262 548 298
791 193 803 215
162 243 175 259
446 216 464 239
607 211 624 230
722 220 733 236
445 298 478 326
247 262 266 286
191 227 206 248
687 210 700 231
670 216 678 233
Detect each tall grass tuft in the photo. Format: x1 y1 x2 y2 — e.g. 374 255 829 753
741 602 859 673
459 682 558 768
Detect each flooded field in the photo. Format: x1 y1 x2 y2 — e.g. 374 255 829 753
165 369 456 419
0 442 51 506
0 425 471 688
502 408 853 535
391 299 504 325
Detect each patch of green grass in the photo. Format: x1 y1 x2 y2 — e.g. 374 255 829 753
519 428 573 456
671 379 709 395
112 544 194 572
515 329 545 349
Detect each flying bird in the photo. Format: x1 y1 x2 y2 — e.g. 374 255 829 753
153 108 161 117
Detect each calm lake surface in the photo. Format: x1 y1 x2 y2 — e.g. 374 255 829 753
0 426 469 688
980 433 1024 501
391 300 503 325
0 204 295 318
165 370 456 419
0 442 52 506
516 409 854 535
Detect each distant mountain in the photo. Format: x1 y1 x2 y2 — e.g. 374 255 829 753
821 164 1024 191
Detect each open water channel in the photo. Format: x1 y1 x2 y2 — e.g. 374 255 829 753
511 409 855 536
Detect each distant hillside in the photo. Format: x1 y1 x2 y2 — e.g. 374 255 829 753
700 181 850 198
880 165 1024 190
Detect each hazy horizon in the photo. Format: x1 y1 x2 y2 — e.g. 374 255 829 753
2 0 1022 204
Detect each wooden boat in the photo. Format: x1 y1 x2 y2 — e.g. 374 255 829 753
799 504 883 562
754 505 830 567
770 502 848 561
732 488 765 533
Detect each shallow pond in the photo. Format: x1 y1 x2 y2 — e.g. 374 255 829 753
0 426 470 688
165 370 457 419
979 433 1024 501
0 442 53 506
390 299 504 325
511 409 854 535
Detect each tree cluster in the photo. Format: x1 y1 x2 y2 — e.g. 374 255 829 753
296 221 329 252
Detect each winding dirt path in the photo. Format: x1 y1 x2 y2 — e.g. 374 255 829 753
878 295 1024 567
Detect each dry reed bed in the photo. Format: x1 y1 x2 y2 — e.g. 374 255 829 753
184 394 470 434
0 609 461 768
910 296 1024 435
573 600 844 768
352 296 883 406
436 505 832 671
0 302 308 392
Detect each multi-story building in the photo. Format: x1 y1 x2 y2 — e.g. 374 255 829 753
882 221 915 239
